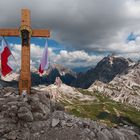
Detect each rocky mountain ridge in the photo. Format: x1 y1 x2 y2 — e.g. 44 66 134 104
88 62 140 110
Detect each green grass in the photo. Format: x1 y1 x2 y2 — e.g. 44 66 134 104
61 89 140 128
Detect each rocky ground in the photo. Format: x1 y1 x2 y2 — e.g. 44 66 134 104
33 84 140 127
33 84 98 103
0 86 139 140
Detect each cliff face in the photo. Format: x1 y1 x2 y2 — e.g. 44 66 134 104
73 56 133 88
0 87 139 140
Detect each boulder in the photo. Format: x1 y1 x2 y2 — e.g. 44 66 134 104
18 107 33 122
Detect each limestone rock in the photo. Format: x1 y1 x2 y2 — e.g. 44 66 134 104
52 118 60 127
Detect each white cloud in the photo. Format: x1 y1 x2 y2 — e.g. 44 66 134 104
6 43 104 70
125 0 140 18
52 50 103 68
7 43 44 71
106 32 140 60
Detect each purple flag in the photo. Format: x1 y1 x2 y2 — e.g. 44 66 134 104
39 39 49 74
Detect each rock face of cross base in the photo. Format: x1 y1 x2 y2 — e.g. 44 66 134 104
0 88 139 140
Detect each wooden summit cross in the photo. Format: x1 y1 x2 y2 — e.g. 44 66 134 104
0 9 50 94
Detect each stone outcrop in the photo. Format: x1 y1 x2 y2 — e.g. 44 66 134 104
33 84 98 103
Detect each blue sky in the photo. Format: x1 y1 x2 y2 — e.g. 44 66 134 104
4 37 66 53
127 32 139 42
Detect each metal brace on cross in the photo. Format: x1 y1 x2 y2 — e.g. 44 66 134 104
0 9 50 94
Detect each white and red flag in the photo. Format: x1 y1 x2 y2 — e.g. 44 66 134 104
38 39 49 74
1 38 12 76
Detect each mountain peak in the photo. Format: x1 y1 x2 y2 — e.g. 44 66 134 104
73 56 134 88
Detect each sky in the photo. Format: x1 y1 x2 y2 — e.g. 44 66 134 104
0 0 140 70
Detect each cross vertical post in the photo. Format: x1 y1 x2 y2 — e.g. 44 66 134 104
19 9 31 94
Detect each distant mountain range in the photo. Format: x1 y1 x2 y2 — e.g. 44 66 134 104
0 63 77 87
30 55 137 89
31 64 77 86
0 55 137 89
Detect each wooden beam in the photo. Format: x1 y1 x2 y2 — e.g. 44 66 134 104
32 29 50 37
0 29 19 36
21 9 31 26
19 9 31 94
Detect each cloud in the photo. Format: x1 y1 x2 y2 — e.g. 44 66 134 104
6 43 103 70
107 34 140 53
52 50 103 68
0 0 140 53
9 43 43 70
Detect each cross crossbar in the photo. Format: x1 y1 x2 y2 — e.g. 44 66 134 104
0 9 50 94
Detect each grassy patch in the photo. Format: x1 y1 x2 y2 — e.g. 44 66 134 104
61 89 140 128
